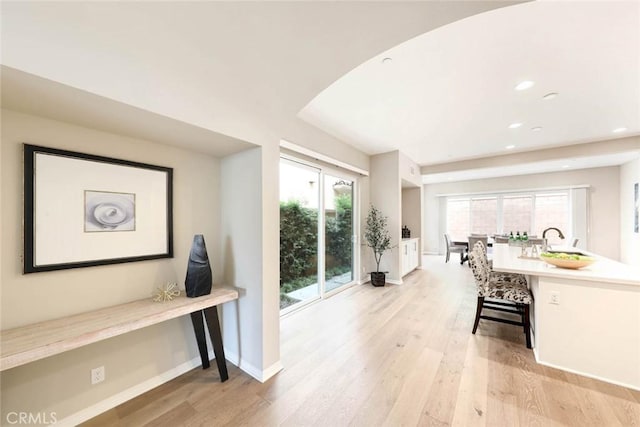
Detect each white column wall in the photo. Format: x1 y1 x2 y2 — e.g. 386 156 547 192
369 152 401 282
220 147 281 381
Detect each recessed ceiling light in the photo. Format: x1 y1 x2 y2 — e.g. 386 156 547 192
508 123 523 129
613 127 627 133
515 80 535 91
531 126 543 132
543 92 559 100
382 57 393 64
505 145 516 150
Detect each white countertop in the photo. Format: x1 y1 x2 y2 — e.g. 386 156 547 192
492 244 640 287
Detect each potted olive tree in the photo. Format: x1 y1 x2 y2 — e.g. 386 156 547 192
364 205 391 286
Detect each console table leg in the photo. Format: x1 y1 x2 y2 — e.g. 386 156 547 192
190 311 211 369
204 306 229 382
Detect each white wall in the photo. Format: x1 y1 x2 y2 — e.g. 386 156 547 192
423 166 621 260
369 150 424 281
260 143 282 378
220 147 282 381
620 157 640 265
402 188 422 246
400 152 423 257
369 152 401 281
1 109 224 422
399 151 422 187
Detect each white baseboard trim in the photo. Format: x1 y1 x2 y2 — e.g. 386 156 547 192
361 278 403 285
58 355 206 427
262 360 284 382
225 350 283 383
535 357 639 391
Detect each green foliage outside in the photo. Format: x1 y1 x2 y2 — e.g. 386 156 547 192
280 200 318 285
280 195 353 308
325 194 353 271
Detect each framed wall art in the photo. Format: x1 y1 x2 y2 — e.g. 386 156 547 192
23 144 173 273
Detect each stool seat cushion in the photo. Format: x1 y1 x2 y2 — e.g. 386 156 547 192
483 279 532 304
490 271 528 287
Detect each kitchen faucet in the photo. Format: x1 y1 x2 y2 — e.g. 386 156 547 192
541 227 565 252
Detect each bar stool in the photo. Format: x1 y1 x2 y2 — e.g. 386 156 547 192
468 242 532 348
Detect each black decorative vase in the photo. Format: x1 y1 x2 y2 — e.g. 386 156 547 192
185 234 212 297
370 272 386 287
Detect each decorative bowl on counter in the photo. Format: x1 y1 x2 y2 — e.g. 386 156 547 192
540 252 596 269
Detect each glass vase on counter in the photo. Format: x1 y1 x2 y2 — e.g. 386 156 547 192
531 243 539 258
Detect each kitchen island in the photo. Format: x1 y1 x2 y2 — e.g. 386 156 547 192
492 243 640 390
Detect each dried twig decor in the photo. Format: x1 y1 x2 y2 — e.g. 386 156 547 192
153 282 181 302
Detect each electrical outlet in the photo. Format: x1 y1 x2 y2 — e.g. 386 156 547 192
550 292 560 305
91 366 105 385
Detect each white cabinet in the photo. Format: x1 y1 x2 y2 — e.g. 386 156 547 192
401 238 420 276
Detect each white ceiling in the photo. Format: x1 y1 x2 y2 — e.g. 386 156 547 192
1 66 257 158
422 151 640 184
1 1 638 182
299 0 640 172
1 1 515 161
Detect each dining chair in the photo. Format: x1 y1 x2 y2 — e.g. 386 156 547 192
472 240 526 285
468 242 532 348
468 235 488 247
467 235 488 265
444 233 467 264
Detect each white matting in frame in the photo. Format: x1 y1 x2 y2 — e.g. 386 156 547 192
24 144 173 273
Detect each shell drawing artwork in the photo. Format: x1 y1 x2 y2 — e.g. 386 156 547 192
93 202 130 227
153 282 181 302
85 191 135 232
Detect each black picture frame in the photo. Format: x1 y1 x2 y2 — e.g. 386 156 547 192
24 144 173 273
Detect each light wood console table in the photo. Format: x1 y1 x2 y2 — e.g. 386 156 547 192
0 287 238 382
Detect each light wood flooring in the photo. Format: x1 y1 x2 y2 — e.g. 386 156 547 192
83 256 640 426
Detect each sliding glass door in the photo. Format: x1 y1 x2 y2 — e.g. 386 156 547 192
279 160 320 310
324 175 354 293
280 158 356 312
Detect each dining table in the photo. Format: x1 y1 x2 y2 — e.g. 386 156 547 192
453 238 494 265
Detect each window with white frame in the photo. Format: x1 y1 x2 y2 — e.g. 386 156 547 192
445 190 570 243
446 199 470 240
470 197 498 236
503 195 533 235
